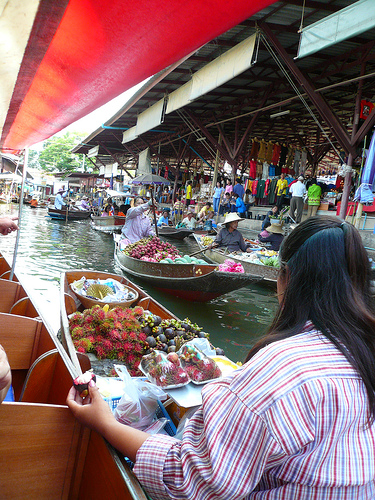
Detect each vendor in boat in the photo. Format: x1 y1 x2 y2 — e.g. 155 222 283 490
212 212 251 253
157 210 170 227
54 188 68 210
258 221 284 251
180 210 197 229
77 196 90 211
67 216 375 499
121 196 155 244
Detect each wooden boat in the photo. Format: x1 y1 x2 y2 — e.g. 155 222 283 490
0 253 149 499
61 269 179 373
114 243 263 301
90 214 126 233
48 206 92 220
157 225 194 240
192 233 278 285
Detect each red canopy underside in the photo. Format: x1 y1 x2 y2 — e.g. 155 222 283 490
1 0 276 151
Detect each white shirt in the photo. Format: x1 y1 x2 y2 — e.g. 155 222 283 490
289 180 306 198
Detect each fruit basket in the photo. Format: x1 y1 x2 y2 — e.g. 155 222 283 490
70 278 139 309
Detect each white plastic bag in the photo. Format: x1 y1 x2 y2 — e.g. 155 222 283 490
113 365 166 430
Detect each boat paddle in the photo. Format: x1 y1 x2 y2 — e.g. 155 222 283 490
189 243 219 257
149 186 158 237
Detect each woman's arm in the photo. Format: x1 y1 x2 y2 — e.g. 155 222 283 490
66 383 149 462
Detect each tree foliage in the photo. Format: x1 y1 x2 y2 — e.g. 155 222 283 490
37 132 86 174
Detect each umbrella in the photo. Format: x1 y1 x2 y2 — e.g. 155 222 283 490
130 173 170 185
353 129 375 205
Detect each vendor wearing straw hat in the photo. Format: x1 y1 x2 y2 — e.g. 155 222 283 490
212 213 251 253
258 221 284 251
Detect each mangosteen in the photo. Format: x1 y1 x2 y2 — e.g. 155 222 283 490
216 347 225 356
157 334 167 344
167 339 176 347
197 331 207 338
153 315 162 326
175 330 184 337
164 328 175 340
180 322 190 331
146 336 157 348
183 332 190 340
142 325 152 335
161 343 168 352
167 345 176 353
144 348 151 355
157 326 164 336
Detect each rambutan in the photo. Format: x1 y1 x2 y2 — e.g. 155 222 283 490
123 341 133 352
71 326 84 339
109 329 121 341
133 306 144 317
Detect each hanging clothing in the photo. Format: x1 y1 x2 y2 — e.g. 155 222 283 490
249 160 257 179
264 178 271 197
262 162 269 180
256 161 263 178
286 146 294 169
271 143 281 165
256 179 266 199
294 149 301 175
266 141 274 163
258 140 267 162
269 164 276 177
251 180 258 196
249 139 259 160
279 144 288 168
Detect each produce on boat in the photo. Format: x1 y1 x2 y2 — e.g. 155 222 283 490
0 253 148 500
115 237 263 301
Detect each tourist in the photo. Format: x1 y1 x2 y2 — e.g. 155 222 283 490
243 189 255 219
212 181 224 215
54 188 68 210
157 210 170 227
197 202 214 222
121 196 155 244
231 192 247 218
307 178 322 217
275 173 288 209
289 176 306 223
77 196 91 211
233 177 244 200
101 205 111 217
219 192 232 215
67 216 375 499
185 181 192 206
224 178 233 195
213 212 251 253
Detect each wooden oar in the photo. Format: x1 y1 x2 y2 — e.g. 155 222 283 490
150 186 158 237
189 243 219 257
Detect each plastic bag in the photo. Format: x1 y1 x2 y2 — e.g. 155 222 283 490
140 350 190 389
113 364 166 430
178 344 221 384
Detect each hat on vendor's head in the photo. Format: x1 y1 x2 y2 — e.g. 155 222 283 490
82 196 88 199
223 213 244 224
267 222 284 234
298 175 304 181
58 188 64 193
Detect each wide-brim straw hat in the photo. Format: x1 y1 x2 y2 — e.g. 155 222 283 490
267 222 284 234
223 213 244 224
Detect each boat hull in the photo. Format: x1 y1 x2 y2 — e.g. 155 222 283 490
91 214 126 233
114 246 262 301
158 226 194 240
48 206 91 220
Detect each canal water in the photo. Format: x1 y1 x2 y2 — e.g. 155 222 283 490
0 204 278 363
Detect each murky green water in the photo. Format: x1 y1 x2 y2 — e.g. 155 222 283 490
0 204 278 362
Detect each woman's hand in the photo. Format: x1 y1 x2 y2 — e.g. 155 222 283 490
0 345 11 403
0 216 18 235
66 381 116 435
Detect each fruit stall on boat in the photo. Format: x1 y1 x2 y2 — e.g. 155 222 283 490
47 206 92 220
60 268 239 430
0 252 148 500
113 236 263 301
90 214 126 233
193 233 279 285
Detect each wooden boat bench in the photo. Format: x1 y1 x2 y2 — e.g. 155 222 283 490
0 278 39 317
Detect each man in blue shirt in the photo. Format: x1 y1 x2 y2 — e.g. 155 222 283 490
233 178 245 200
232 193 247 218
157 210 170 227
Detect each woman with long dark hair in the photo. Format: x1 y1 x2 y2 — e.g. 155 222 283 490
67 216 375 499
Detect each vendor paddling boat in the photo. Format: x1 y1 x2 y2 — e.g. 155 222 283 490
90 214 126 233
47 206 92 220
193 233 278 285
157 225 194 240
0 252 149 500
114 240 262 301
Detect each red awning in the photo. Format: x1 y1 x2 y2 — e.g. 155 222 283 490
1 0 276 152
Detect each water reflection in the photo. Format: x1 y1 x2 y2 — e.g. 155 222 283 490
0 204 278 362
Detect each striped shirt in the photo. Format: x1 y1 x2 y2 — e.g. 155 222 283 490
134 324 375 499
